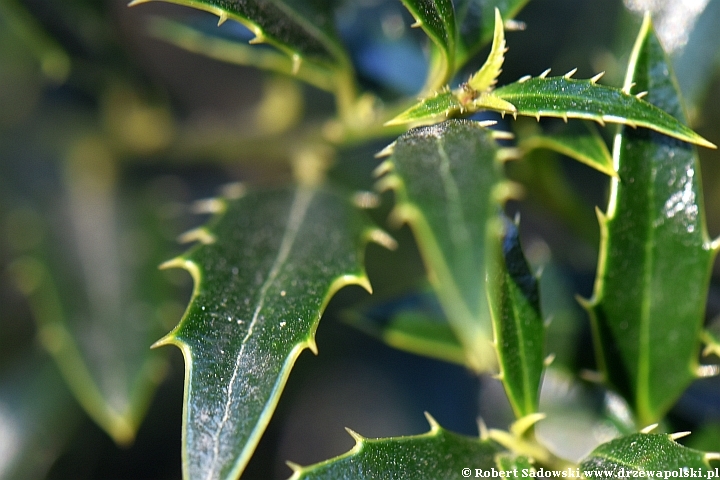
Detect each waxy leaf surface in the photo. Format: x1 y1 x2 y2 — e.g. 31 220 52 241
454 0 531 65
398 0 456 89
494 75 716 148
158 187 375 480
488 217 544 418
519 123 615 177
289 420 499 479
376 119 502 372
130 0 351 71
584 17 716 424
580 433 716 477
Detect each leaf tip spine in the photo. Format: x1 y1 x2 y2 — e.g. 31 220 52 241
478 417 489 440
192 198 226 215
374 143 396 160
590 71 605 84
367 228 397 251
178 227 216 245
306 337 319 355
696 364 720 378
518 75 532 83
423 411 441 432
543 353 556 367
291 54 301 75
491 130 515 141
216 12 228 26
286 461 303 473
374 175 401 194
539 68 551 79
640 423 659 434
669 431 691 441
345 427 364 444
563 68 578 79
352 191 381 209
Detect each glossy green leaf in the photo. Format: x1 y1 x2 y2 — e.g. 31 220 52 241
519 123 616 177
129 0 356 114
385 90 462 126
580 433 718 477
344 299 466 366
130 0 347 68
5 166 173 445
288 417 500 479
488 216 544 418
454 0 531 66
398 0 456 90
146 16 337 93
493 73 716 149
0 356 80 480
157 186 379 480
583 16 717 425
375 119 505 373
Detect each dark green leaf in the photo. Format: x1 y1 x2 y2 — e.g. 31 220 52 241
581 433 717 478
398 0 456 89
157 186 378 480
583 16 717 424
454 0 531 66
376 120 505 372
519 123 616 177
130 0 349 69
385 90 461 126
494 73 716 148
488 216 544 418
288 417 500 479
344 300 466 366
6 170 173 445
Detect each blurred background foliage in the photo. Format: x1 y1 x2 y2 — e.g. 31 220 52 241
1 0 720 478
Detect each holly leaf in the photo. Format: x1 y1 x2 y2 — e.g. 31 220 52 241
494 72 716 149
375 120 507 373
398 0 456 90
455 0 531 65
582 15 717 425
580 432 719 477
519 123 616 177
156 186 381 480
288 415 500 479
488 216 544 418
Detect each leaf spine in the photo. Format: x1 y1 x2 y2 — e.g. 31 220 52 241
374 143 396 159
424 412 441 432
669 431 691 441
590 71 605 84
192 198 225 214
286 461 302 473
696 364 720 377
374 175 401 194
491 130 515 141
636 91 648 99
518 75 532 83
539 68 551 79
543 353 556 367
640 423 659 434
345 427 364 444
217 12 228 26
510 413 546 437
563 68 578 79
706 453 720 461
306 336 319 355
367 229 398 250
623 82 636 95
291 54 302 75
478 417 489 440
352 191 381 209
178 227 216 245
249 34 265 45
410 19 422 28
